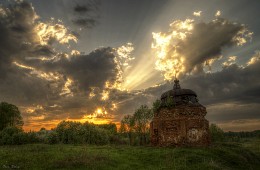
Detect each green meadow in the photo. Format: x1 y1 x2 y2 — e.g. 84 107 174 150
0 139 259 170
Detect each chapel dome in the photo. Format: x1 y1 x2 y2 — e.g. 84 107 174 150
160 79 199 105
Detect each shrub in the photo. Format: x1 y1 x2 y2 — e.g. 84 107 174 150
45 131 59 144
55 121 110 145
165 96 175 108
93 127 109 145
27 131 41 143
0 126 23 145
12 132 28 145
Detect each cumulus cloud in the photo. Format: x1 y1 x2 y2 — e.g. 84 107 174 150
71 0 100 28
152 17 253 80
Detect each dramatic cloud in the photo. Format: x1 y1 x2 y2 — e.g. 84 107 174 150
152 16 253 80
182 54 260 105
0 1 76 103
71 0 100 28
0 1 134 130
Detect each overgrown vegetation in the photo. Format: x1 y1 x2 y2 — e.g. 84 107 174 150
152 96 176 113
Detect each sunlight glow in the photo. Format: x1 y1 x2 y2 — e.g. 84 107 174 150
60 78 74 97
111 103 117 110
193 11 202 17
79 108 114 125
247 51 260 66
109 43 135 91
89 88 96 98
101 90 109 100
71 50 81 56
151 19 193 80
13 62 34 70
215 10 221 17
233 30 253 46
121 51 161 90
35 22 77 45
24 105 44 114
13 61 62 81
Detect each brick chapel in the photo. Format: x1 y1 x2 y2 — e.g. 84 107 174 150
150 79 211 146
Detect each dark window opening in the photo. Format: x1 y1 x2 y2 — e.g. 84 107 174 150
154 129 158 135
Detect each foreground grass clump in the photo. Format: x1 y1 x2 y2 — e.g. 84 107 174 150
0 140 259 170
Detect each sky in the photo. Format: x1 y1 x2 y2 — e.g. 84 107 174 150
0 0 259 132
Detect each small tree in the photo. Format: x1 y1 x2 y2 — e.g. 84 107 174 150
209 124 225 142
0 102 23 131
133 105 153 145
119 115 135 145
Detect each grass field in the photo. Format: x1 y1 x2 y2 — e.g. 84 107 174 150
0 139 259 170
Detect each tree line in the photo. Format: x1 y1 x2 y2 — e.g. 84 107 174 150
0 102 120 145
1 101 259 146
0 101 154 145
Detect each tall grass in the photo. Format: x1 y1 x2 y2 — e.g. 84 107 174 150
0 140 259 170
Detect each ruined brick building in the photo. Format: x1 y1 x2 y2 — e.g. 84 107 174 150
150 79 210 146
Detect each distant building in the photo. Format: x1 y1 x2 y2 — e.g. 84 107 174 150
150 79 211 146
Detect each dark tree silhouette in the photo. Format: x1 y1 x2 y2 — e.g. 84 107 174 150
0 102 23 131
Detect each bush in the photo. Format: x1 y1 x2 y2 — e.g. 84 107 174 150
98 123 117 135
0 127 42 145
55 121 110 145
109 134 128 145
27 131 41 143
81 123 110 145
45 131 59 144
12 132 28 145
0 126 23 145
